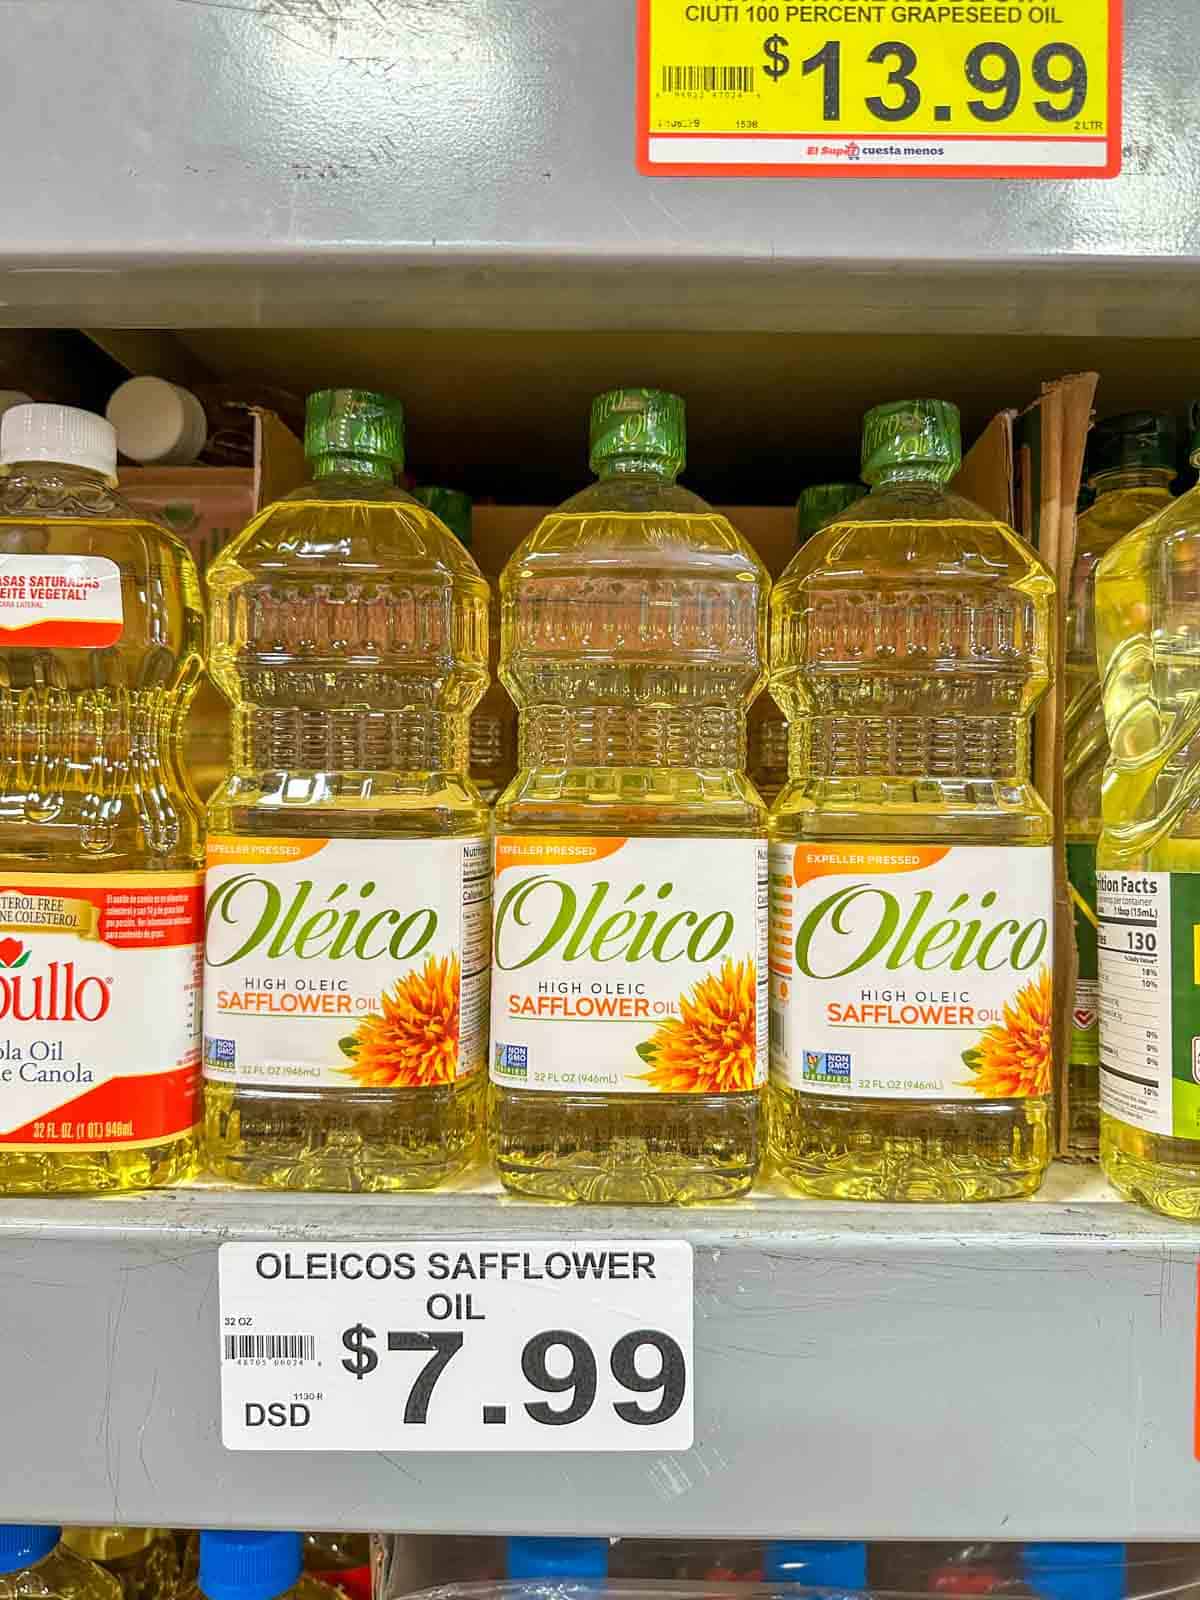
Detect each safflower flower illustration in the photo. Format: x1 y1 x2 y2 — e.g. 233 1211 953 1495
339 952 461 1086
635 957 758 1092
960 965 1052 1098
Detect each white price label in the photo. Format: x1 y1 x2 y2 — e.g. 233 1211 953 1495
219 1240 693 1452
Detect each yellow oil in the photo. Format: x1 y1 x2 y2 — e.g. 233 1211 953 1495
1096 444 1200 1217
0 1538 121 1600
769 402 1055 1201
62 1533 178 1600
1064 465 1174 1157
492 390 769 1202
204 397 489 1192
0 444 204 1194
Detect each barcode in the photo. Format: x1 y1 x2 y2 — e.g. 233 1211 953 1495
223 1333 316 1361
661 65 755 93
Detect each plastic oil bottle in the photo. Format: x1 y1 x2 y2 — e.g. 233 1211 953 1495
415 485 516 802
752 483 864 803
62 1532 179 1600
491 388 770 1201
0 1528 120 1600
203 390 490 1191
1022 1546 1125 1600
184 1534 330 1600
1064 413 1176 1157
1097 409 1200 1216
769 400 1056 1201
0 405 205 1193
763 1543 868 1590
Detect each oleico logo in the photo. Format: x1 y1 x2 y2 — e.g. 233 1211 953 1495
788 847 1049 979
0 937 112 1023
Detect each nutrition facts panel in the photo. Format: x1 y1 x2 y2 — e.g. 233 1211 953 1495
1097 869 1172 1137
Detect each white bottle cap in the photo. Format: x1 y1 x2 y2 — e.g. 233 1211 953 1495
0 404 117 479
105 376 208 466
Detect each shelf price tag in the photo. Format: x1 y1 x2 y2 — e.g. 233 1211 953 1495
218 1240 693 1452
638 0 1121 178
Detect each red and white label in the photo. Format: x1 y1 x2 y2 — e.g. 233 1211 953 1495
0 556 124 648
0 872 201 1147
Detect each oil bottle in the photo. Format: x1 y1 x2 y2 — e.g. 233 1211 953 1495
63 1532 179 1600
184 1534 330 1600
751 482 864 803
203 390 490 1191
0 405 204 1193
415 485 516 802
0 1530 120 1600
1064 413 1175 1156
491 388 770 1201
1097 408 1200 1217
769 399 1056 1201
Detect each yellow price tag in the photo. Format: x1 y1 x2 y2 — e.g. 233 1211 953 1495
638 0 1121 177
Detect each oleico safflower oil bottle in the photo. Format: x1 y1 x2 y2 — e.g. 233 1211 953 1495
0 405 204 1193
768 399 1056 1201
202 389 490 1191
490 387 770 1202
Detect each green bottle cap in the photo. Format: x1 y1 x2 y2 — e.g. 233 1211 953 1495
589 388 685 478
796 482 864 541
861 399 960 486
414 485 473 547
1088 411 1177 479
304 389 405 471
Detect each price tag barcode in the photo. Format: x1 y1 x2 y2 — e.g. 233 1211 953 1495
218 1240 693 1452
639 0 1121 178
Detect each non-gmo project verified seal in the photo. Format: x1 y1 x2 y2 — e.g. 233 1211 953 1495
494 1043 528 1080
207 1037 236 1066
802 1050 852 1084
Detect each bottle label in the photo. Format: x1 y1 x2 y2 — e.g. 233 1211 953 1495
0 555 123 648
490 836 768 1094
769 843 1054 1100
0 872 201 1148
204 836 490 1089
1098 868 1200 1140
1066 841 1100 1066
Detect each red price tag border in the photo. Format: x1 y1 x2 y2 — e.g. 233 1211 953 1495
636 0 1123 179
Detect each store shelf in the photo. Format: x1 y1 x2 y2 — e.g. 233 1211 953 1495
0 0 1196 333
1 1166 1196 1538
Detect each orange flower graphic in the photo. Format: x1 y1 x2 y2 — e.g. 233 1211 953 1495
960 965 1052 1098
636 958 758 1094
340 953 460 1087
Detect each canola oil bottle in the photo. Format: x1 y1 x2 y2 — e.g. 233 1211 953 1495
0 405 204 1193
203 390 490 1191
1064 412 1176 1157
0 1531 119 1600
769 399 1056 1201
62 1532 179 1600
1097 408 1200 1217
415 485 515 802
491 387 770 1201
751 483 864 803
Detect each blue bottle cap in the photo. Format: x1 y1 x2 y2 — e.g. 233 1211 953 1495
0 1527 59 1575
764 1542 868 1589
198 1531 303 1600
506 1538 609 1580
1023 1544 1126 1600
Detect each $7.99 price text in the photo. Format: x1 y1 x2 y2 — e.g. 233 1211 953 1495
218 1240 695 1452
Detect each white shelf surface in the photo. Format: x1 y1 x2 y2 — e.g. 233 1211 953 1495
1 1163 1197 1538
